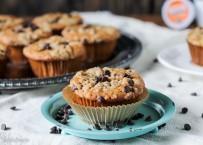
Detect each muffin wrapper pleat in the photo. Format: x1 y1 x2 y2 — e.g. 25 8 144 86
188 41 203 66
63 87 148 126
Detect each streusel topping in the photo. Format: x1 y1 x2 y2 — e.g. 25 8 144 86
23 36 86 61
62 24 120 43
70 67 146 102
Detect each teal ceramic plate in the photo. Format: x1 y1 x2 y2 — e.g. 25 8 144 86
41 89 175 140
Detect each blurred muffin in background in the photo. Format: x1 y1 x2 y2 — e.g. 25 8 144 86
23 36 86 78
0 15 23 31
62 24 120 63
33 12 83 35
187 27 203 66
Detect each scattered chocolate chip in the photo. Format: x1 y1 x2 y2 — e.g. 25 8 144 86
58 128 62 134
10 106 16 110
132 113 144 120
50 126 61 134
1 124 7 130
158 123 166 129
97 96 105 104
104 125 112 131
153 58 158 63
178 77 183 82
104 70 111 76
201 113 203 119
115 128 119 131
167 83 173 88
124 86 134 93
43 43 52 50
68 109 74 115
184 124 191 131
87 128 92 131
145 116 152 122
181 107 188 114
190 92 197 96
127 120 134 125
94 124 101 130
128 79 134 86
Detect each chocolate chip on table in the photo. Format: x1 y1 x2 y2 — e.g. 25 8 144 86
181 107 188 114
43 43 52 50
97 96 105 104
132 113 144 120
190 92 197 96
115 128 119 131
94 124 102 130
178 77 183 82
145 116 152 122
10 106 17 111
167 83 173 88
50 126 61 134
128 79 134 86
1 124 7 131
124 86 134 93
201 113 203 119
104 70 111 76
153 58 158 63
183 124 191 131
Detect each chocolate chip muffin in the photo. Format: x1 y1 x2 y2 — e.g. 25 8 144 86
0 21 52 63
63 67 148 126
62 24 120 63
33 12 83 35
187 27 203 66
0 15 23 31
23 36 86 78
0 43 7 78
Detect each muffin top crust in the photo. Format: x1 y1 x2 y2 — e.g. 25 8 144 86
0 43 6 60
23 36 86 61
33 12 82 30
69 67 146 102
62 24 120 44
0 21 51 46
0 15 23 31
188 27 203 46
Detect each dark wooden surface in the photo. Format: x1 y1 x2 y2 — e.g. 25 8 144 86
0 0 163 16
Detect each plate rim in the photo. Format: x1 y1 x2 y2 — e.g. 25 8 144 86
41 89 176 140
158 43 203 76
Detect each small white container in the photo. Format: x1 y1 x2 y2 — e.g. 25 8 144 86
194 0 203 27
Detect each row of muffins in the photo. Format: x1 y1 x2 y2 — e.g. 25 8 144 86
0 13 120 78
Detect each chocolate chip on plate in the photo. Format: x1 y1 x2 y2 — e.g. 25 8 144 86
10 106 17 111
132 113 144 120
167 83 173 88
190 92 197 96
181 107 188 114
183 124 191 131
127 120 134 125
97 96 105 104
94 124 102 130
115 128 119 131
1 124 7 131
145 116 152 122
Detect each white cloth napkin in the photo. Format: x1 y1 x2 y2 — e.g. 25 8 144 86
1 12 203 145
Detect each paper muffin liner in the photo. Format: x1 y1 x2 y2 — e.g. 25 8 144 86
85 40 117 63
28 59 83 78
63 87 148 127
188 41 203 66
7 46 27 63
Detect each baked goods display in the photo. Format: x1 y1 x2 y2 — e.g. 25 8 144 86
63 67 148 128
62 24 120 63
0 13 120 79
187 27 203 66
